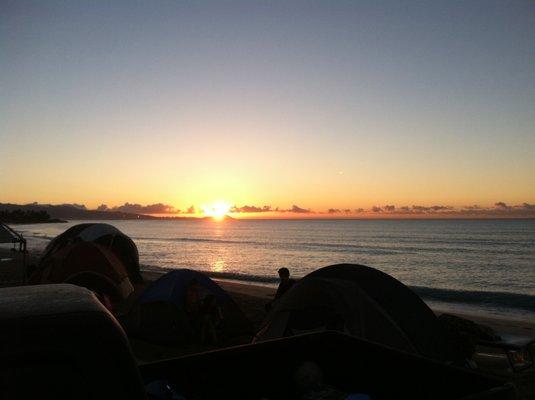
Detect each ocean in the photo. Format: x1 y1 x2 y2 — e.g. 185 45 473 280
11 219 535 322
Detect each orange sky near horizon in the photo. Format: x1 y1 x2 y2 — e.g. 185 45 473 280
2 158 535 217
1 2 535 215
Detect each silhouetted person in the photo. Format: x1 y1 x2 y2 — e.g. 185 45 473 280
266 267 296 312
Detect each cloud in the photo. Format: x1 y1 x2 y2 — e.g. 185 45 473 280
384 202 535 217
288 205 312 213
324 208 352 215
463 205 482 210
105 202 177 214
430 205 452 211
494 202 511 210
228 204 313 214
231 205 272 213
519 203 535 210
91 201 535 218
412 205 430 212
186 205 196 214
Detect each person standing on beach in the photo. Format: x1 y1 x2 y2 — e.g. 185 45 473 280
274 267 296 300
266 267 296 312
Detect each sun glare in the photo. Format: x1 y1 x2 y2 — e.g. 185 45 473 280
202 201 231 221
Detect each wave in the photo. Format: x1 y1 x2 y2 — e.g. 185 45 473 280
132 236 406 254
133 236 256 245
412 286 535 312
21 232 55 241
131 236 531 256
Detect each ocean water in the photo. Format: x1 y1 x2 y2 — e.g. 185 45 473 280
11 219 535 321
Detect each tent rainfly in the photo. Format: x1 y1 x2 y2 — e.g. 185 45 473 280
41 223 142 283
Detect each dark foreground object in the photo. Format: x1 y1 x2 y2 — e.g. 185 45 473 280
140 331 515 400
0 284 516 400
0 284 145 399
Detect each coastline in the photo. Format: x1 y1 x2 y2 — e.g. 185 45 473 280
6 219 67 224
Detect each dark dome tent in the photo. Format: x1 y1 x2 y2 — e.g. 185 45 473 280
255 264 450 362
128 269 253 346
29 241 134 300
41 223 142 283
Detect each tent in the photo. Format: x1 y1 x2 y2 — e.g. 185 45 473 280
41 223 142 283
29 241 134 300
255 264 450 362
0 222 27 282
0 222 26 252
129 269 253 345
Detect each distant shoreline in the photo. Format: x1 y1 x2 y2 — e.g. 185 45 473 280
5 219 67 225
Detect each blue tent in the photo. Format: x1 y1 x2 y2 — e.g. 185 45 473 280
131 269 252 346
139 269 230 306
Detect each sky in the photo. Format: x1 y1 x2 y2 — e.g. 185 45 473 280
1 1 534 217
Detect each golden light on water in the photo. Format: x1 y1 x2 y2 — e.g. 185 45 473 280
201 201 231 221
212 260 226 272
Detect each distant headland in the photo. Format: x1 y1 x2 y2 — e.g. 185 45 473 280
0 203 235 223
0 209 66 224
0 203 153 223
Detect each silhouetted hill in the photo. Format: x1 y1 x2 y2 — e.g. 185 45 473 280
0 209 65 224
0 203 156 221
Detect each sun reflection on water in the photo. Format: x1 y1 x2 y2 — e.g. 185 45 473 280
213 260 226 272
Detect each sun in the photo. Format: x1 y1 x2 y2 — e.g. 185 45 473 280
201 201 231 221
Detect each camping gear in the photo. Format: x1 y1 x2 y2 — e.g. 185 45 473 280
255 264 451 362
129 269 253 345
29 241 134 299
477 338 535 373
41 223 142 283
0 284 517 399
439 314 535 372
